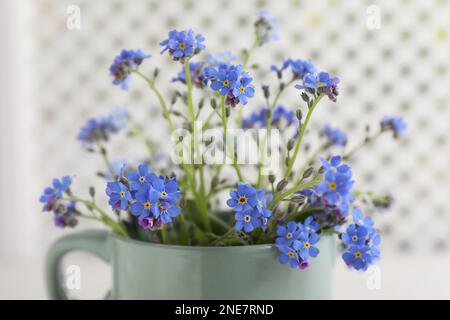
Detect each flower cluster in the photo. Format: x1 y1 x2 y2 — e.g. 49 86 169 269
241 106 295 129
40 13 404 276
110 49 150 90
316 155 354 213
321 124 347 147
276 217 321 269
77 107 128 147
381 116 407 137
295 71 340 102
271 58 316 79
39 176 78 228
204 63 255 105
160 29 205 61
106 164 181 227
227 183 272 232
254 11 279 45
341 208 381 271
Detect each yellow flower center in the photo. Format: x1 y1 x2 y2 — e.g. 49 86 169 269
178 43 186 49
328 182 337 190
223 80 230 86
286 232 293 239
238 196 248 204
160 191 168 197
287 252 295 258
355 251 362 258
161 207 169 213
53 188 59 194
139 177 145 183
303 242 311 249
352 235 358 242
119 191 126 198
244 215 251 222
239 86 245 93
315 81 325 87
144 202 151 209
258 201 263 207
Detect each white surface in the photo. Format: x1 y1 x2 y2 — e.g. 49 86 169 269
1 253 449 299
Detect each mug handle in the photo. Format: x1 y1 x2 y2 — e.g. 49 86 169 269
45 230 112 300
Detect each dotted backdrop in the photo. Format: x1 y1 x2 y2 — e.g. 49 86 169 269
31 0 450 253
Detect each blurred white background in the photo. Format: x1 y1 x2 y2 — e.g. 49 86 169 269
1 0 449 299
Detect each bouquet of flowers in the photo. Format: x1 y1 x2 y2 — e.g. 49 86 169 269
40 12 406 272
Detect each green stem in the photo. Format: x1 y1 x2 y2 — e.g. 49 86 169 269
63 196 128 237
220 96 244 181
284 94 324 179
295 142 331 182
184 61 211 232
237 37 259 127
343 129 384 160
134 69 200 221
133 70 175 131
269 176 322 211
256 79 296 187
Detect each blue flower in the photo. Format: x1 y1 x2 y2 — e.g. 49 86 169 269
295 71 340 102
110 49 150 90
303 216 320 233
340 208 381 271
277 245 300 269
293 232 320 260
271 59 316 79
106 181 132 211
130 187 159 219
204 63 255 106
77 107 128 147
153 201 181 224
149 176 181 204
342 245 373 271
342 224 368 246
127 164 157 192
352 207 374 231
367 230 381 258
40 176 72 211
160 29 205 60
228 184 273 232
381 116 407 137
231 73 255 105
234 209 262 232
321 124 347 147
275 217 321 270
300 71 340 89
276 221 301 246
207 63 240 95
289 59 317 78
316 155 354 212
227 183 258 212
255 11 279 45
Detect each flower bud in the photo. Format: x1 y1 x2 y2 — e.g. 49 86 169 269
276 179 288 192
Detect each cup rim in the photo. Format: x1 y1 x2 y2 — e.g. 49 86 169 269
112 233 332 252
112 232 276 252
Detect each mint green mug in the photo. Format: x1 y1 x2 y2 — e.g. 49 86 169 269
46 230 335 299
